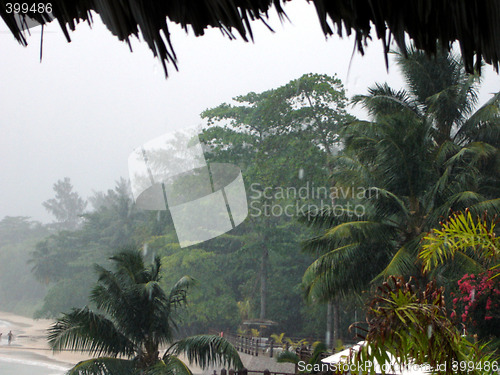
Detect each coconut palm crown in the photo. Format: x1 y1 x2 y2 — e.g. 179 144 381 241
302 49 500 301
48 249 243 375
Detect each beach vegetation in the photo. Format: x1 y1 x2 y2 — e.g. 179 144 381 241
48 248 242 375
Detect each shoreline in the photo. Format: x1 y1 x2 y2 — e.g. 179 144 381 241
0 311 294 375
0 311 212 374
0 311 88 371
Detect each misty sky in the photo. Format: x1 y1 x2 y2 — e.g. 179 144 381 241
1 2 499 223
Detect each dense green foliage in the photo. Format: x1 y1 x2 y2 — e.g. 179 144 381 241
16 74 357 340
0 216 48 315
30 178 150 318
421 210 500 340
200 72 356 334
296 50 500 372
352 276 497 375
22 175 325 336
302 50 500 302
420 210 499 274
2 58 497 361
48 249 242 375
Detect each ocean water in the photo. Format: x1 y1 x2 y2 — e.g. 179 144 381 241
0 318 70 374
0 356 68 375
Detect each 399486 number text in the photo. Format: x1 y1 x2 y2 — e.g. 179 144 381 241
5 3 52 14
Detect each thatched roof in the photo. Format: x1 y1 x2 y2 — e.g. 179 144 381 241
2 0 499 76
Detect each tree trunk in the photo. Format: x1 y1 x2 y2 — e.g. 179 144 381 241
333 299 340 344
328 165 341 348
325 300 332 348
260 246 268 319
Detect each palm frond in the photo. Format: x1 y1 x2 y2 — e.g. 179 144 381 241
168 335 243 370
420 210 499 273
299 204 367 232
323 221 390 242
109 249 146 283
445 142 497 166
468 198 500 216
376 235 424 279
306 243 362 276
90 266 132 324
91 254 174 345
456 91 500 144
370 187 411 219
66 357 134 375
169 276 197 307
309 342 328 365
146 355 193 375
449 190 484 207
430 249 489 278
434 140 461 165
303 242 391 300
351 83 421 118
48 308 136 357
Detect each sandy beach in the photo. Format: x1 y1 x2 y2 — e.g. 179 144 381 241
0 311 84 372
0 311 294 375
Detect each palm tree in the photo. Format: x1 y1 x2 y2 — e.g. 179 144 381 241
302 48 500 300
48 249 243 375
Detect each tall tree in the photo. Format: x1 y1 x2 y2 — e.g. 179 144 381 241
32 179 148 317
0 216 46 246
201 73 352 322
43 177 87 231
278 73 354 345
48 248 243 375
0 216 48 315
302 49 500 306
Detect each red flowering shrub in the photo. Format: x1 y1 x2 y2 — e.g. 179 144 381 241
451 270 500 338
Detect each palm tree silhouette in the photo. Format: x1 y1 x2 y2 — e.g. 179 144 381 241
48 248 243 374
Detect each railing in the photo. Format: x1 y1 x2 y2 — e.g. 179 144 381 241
211 329 357 361
212 368 295 375
223 332 269 357
214 331 328 359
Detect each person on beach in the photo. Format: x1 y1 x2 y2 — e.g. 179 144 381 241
7 330 13 345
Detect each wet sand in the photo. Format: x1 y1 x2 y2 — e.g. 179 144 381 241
0 311 214 374
0 311 294 375
0 311 83 370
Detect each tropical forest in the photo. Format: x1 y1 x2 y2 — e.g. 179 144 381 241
0 42 498 375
